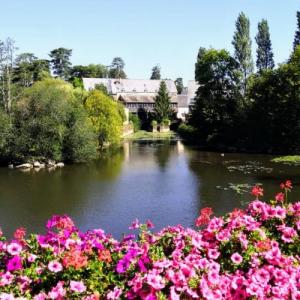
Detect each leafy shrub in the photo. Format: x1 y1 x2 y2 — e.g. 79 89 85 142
85 90 123 148
8 79 97 163
129 113 141 132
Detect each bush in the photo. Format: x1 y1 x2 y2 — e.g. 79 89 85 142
161 118 170 126
0 181 299 299
8 79 97 163
178 123 197 141
151 120 157 127
85 90 123 148
129 113 141 132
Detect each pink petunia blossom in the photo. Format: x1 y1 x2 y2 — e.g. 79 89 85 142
70 280 86 293
6 242 22 256
231 253 243 265
107 287 122 299
48 261 63 273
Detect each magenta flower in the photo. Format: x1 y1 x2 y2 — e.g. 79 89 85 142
231 253 243 265
48 261 63 273
7 255 22 271
70 280 86 293
129 218 140 230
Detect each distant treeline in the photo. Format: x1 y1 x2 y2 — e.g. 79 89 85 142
181 11 300 154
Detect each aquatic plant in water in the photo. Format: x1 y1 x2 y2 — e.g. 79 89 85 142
226 161 273 174
0 181 299 299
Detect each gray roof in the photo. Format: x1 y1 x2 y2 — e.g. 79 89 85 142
82 78 177 95
176 95 189 107
187 80 200 102
118 93 177 104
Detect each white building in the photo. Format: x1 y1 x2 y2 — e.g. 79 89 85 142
82 78 198 120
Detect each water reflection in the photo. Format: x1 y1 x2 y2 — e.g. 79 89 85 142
1 141 300 238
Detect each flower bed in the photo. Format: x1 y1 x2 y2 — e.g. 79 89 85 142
0 181 299 299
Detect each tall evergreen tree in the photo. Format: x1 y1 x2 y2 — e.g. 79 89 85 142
153 81 172 123
109 57 126 79
150 65 161 79
232 12 253 95
49 48 72 80
175 77 183 94
255 19 274 72
293 11 300 50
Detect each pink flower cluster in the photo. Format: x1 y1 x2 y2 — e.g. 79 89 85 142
0 183 299 299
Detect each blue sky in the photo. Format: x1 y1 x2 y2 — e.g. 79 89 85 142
1 0 299 84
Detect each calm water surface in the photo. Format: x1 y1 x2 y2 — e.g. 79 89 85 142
1 140 300 238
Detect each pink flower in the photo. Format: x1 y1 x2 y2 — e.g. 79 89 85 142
146 219 154 229
13 227 26 240
0 293 15 300
7 242 22 256
231 253 243 264
279 226 297 243
107 287 122 299
48 281 66 299
251 185 263 199
0 272 14 286
275 192 284 203
27 254 37 263
33 292 48 300
146 273 165 290
207 248 220 260
129 219 140 230
48 261 63 273
7 255 22 271
70 280 86 293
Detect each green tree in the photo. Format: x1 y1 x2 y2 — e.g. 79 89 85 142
129 112 141 132
246 46 300 153
63 100 97 162
31 59 51 81
109 57 126 79
153 81 172 123
0 108 11 161
94 83 108 95
190 48 241 145
85 90 123 147
255 19 274 72
293 11 300 50
13 53 37 87
175 77 184 94
49 48 72 80
71 64 108 78
150 65 161 79
232 12 253 95
10 79 96 162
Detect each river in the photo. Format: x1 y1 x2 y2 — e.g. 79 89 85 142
0 140 299 238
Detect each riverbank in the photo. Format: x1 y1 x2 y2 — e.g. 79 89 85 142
123 130 177 141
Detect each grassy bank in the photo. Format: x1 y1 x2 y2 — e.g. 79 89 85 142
271 155 300 165
123 130 177 140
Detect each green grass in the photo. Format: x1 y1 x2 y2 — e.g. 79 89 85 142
271 155 300 165
124 130 176 140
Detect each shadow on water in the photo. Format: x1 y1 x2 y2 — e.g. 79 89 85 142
0 149 125 236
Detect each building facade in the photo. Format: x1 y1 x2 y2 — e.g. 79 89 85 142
83 78 198 120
